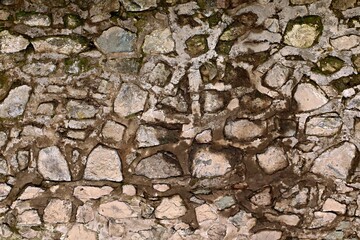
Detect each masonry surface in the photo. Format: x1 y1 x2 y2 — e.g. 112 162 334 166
0 0 360 239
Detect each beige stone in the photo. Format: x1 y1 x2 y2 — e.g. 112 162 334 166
66 224 97 240
265 213 300 226
122 185 136 196
74 186 113 202
17 210 41 226
143 28 175 54
153 184 170 192
155 195 187 219
257 146 288 174
225 119 266 141
43 199 72 223
309 211 336 229
38 146 71 181
294 83 328 112
99 201 134 219
195 204 217 223
0 30 29 53
330 35 360 51
322 198 346 214
251 230 282 240
18 187 44 200
250 187 272 206
102 120 125 142
76 203 95 223
284 24 319 48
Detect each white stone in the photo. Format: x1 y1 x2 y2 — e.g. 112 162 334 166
101 121 125 142
309 211 336 229
114 83 148 117
195 204 217 223
284 24 319 48
18 187 44 200
38 146 71 181
311 142 357 180
135 125 160 148
43 199 72 223
66 224 97 240
305 116 342 136
76 203 94 223
143 28 175 54
20 14 51 27
31 36 87 55
330 35 360 51
192 147 231 178
22 62 56 76
294 83 328 112
0 30 29 53
17 210 41 226
203 91 224 112
120 0 157 11
153 184 170 192
195 129 212 143
0 85 31 118
155 195 187 219
257 146 288 174
322 198 346 214
225 119 266 141
0 184 11 201
74 186 113 202
99 201 134 219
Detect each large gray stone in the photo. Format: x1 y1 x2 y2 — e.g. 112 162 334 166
31 36 88 55
95 27 136 54
114 83 148 117
0 30 29 53
38 146 71 181
0 85 31 118
142 28 175 54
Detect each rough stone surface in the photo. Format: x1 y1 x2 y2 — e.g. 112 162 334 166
37 146 71 181
0 30 29 53
294 83 328 112
155 195 187 219
0 85 31 118
43 199 72 223
142 28 175 54
114 83 148 117
257 146 289 174
99 201 134 219
95 27 136 54
225 119 266 141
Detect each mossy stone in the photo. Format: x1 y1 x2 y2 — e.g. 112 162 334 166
63 14 83 29
331 74 360 92
185 35 209 57
312 56 344 75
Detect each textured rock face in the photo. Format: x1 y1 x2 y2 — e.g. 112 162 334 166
114 83 148 117
155 195 186 219
31 36 87 54
225 119 266 141
37 146 71 181
257 146 289 174
142 28 175 54
84 145 123 182
294 83 328 112
0 85 31 118
0 30 29 53
95 27 136 54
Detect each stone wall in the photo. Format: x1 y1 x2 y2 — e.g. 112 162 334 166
0 0 360 239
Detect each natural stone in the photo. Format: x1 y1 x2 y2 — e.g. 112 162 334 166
331 0 356 10
0 30 29 53
84 145 123 182
66 224 97 240
290 0 319 4
330 35 360 51
0 184 11 201
284 16 322 48
185 35 209 57
101 121 126 142
16 12 51 27
313 56 344 75
37 146 71 181
155 195 187 219
76 203 94 223
214 196 236 210
0 85 31 118
18 187 44 200
322 198 346 214
207 224 227 240
202 91 224 112
66 100 97 119
225 119 266 141
114 83 148 117
305 115 342 136
143 28 175 54
74 186 113 202
264 64 289 88
135 125 178 147
192 147 232 178
17 210 41 226
195 204 217 223
22 62 56 77
251 230 282 240
63 14 83 29
294 83 328 112
265 213 300 226
135 152 182 179
147 63 171 86
309 211 337 229
31 36 88 54
99 201 134 219
95 27 136 54
257 146 288 174
43 199 72 223
122 185 136 196
120 0 157 11
195 129 212 143
311 142 357 180
250 187 272 206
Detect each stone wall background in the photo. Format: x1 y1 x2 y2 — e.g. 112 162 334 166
0 0 360 239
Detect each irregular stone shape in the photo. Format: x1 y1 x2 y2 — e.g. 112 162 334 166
135 152 182 179
89 0 120 22
43 199 72 223
18 187 44 200
207 224 227 240
74 186 113 202
102 121 125 142
313 56 344 75
38 146 71 181
311 142 357 180
309 211 336 229
215 196 236 210
185 35 209 57
264 213 300 226
195 129 212 143
331 0 356 10
250 187 272 206
148 63 171 86
153 184 170 192
155 195 186 219
264 64 289 88
114 83 148 117
251 230 282 240
192 147 232 178
31 36 88 55
66 100 97 119
16 12 51 26
120 0 157 11
352 54 360 72
17 210 41 226
99 201 134 219
284 16 322 48
257 146 288 174
122 184 136 196
305 115 342 136
224 119 266 141
294 83 328 112
203 91 224 112
142 28 175 54
229 211 257 232
95 27 136 54
135 125 178 148
66 224 97 240
330 35 360 51
322 198 346 214
0 85 31 118
195 204 217 223
290 0 318 4
76 203 94 223
84 145 123 182
22 62 56 76
0 183 11 201
63 14 83 29
0 30 29 53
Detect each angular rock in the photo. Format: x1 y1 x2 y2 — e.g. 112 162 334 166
202 91 224 113
322 198 346 214
294 83 328 112
84 145 123 182
0 85 31 118
37 146 71 181
135 125 178 148
290 0 319 4
99 201 134 219
43 199 72 223
22 62 56 77
18 186 44 200
120 0 157 11
63 14 83 29
147 63 171 86
185 35 208 57
250 187 272 206
264 64 289 88
95 27 136 54
17 210 41 226
192 147 232 178
101 121 125 142
313 56 344 75
257 146 289 174
66 100 97 119
135 152 182 179
74 186 113 202
311 142 357 180
309 211 337 229
207 224 227 240
229 210 257 232
284 16 322 48
0 30 29 53
114 83 148 117
66 224 97 240
251 230 282 240
195 204 217 223
155 195 186 219
76 203 94 223
31 36 88 55
195 129 212 143
142 28 175 54
331 0 356 11
265 213 300 226
305 115 342 136
215 196 236 210
0 183 11 201
225 119 266 141
122 185 136 196
330 35 360 51
16 12 51 27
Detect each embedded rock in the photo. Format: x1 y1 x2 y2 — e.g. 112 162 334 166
0 85 31 118
155 195 186 219
0 30 29 53
257 146 289 174
114 83 148 117
99 201 134 219
31 36 88 54
95 27 136 54
225 119 266 141
294 83 328 112
37 146 71 181
142 28 175 54
43 199 72 223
